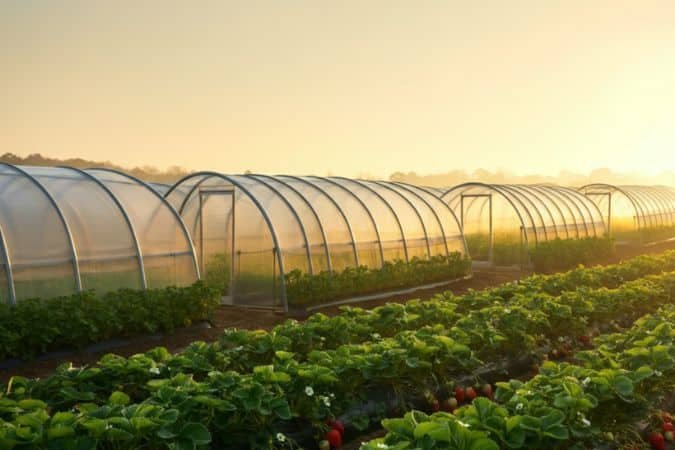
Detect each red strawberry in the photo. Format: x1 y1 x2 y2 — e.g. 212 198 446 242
650 432 665 450
661 412 673 423
326 419 344 435
662 422 674 432
454 387 465 403
481 384 493 398
578 335 591 345
430 398 440 412
326 429 342 448
466 387 477 401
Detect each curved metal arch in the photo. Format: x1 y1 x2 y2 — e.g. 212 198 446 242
656 186 675 224
240 175 314 275
0 163 83 292
534 185 580 238
166 171 289 311
659 187 675 224
442 182 533 246
579 183 646 232
305 175 385 267
251 175 332 273
556 186 604 236
625 188 654 228
87 167 201 280
369 180 432 259
642 186 675 224
489 184 542 244
0 223 16 304
174 174 220 215
385 182 450 256
331 176 410 262
59 166 148 289
391 180 470 255
624 185 660 227
550 186 594 236
517 184 566 238
633 186 669 226
279 175 361 267
527 185 570 238
505 185 553 240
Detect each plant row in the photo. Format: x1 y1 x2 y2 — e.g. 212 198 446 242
0 266 673 449
285 252 472 307
361 304 675 450
218 250 675 373
463 235 616 270
11 248 668 400
0 282 220 361
528 236 615 273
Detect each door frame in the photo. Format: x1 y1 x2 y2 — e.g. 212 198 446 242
198 187 236 299
460 193 493 263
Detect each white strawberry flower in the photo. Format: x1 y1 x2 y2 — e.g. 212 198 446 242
305 386 314 396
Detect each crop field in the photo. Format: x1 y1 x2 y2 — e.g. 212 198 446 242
0 250 672 449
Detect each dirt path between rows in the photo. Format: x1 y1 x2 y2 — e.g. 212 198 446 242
1 241 672 383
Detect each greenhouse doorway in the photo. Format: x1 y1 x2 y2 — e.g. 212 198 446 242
199 188 235 303
460 193 493 265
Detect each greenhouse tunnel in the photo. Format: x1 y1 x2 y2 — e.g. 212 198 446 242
0 165 199 305
165 173 468 311
578 184 675 243
441 183 606 266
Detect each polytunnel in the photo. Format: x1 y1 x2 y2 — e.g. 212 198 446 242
441 183 606 266
578 184 675 243
0 165 199 304
165 173 468 311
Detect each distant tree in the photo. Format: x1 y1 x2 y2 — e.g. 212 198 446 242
0 152 191 183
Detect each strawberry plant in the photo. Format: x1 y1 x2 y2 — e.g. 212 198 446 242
0 281 220 361
285 252 471 307
0 252 673 449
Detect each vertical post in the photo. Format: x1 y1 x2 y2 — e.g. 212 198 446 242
198 192 204 276
230 190 236 299
520 226 525 269
272 247 277 303
0 227 16 305
488 194 494 264
607 192 612 237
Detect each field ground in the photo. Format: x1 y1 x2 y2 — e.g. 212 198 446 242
1 240 673 384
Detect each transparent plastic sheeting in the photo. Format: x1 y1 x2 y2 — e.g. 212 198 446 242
441 183 606 265
578 184 675 241
0 165 199 305
165 173 468 310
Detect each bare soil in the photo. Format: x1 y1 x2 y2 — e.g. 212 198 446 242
1 241 672 383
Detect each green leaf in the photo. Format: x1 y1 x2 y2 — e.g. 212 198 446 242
108 391 130 406
631 365 654 382
543 425 569 440
468 438 500 450
180 423 211 446
382 417 415 438
611 376 634 397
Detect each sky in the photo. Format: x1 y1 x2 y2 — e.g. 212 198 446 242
2 0 675 178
